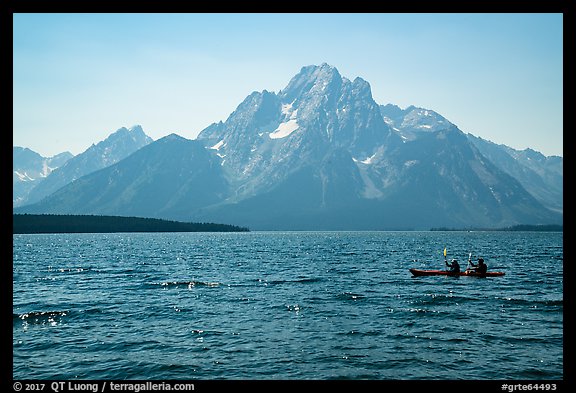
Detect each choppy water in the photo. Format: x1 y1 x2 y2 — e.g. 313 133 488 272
13 231 563 380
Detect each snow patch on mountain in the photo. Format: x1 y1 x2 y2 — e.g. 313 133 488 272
281 102 294 116
269 108 299 139
210 140 225 150
269 119 299 139
352 153 377 165
15 171 34 181
361 153 377 165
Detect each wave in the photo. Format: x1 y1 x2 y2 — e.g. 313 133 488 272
189 329 226 337
405 307 442 314
258 277 323 285
159 280 221 288
335 292 366 301
284 304 304 312
47 267 92 273
13 310 69 325
412 294 476 306
338 330 381 337
499 297 563 307
13 308 107 326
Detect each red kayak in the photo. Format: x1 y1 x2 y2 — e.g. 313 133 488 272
409 268 505 277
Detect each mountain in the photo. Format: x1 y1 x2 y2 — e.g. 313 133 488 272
198 63 401 202
380 103 455 140
17 134 230 220
466 135 563 214
16 64 563 230
194 63 560 229
13 147 73 207
22 125 153 206
381 105 563 216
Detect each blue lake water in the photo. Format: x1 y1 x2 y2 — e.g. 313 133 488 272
13 231 563 380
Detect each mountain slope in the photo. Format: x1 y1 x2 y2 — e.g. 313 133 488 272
380 127 556 227
13 147 73 207
467 134 563 214
23 125 153 205
17 135 230 221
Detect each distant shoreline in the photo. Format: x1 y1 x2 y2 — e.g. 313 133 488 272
430 224 562 232
12 214 250 234
12 214 561 233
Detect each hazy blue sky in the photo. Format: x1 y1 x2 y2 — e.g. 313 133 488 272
13 13 563 157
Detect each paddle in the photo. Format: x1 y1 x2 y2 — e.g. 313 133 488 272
444 247 447 270
466 252 472 271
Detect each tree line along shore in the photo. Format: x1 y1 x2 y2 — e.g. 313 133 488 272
13 214 250 234
430 224 562 232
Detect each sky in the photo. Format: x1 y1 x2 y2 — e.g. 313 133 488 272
13 13 563 157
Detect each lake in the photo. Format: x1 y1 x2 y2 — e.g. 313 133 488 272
13 231 563 380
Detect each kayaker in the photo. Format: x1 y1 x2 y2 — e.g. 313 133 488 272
445 259 460 273
469 257 487 274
